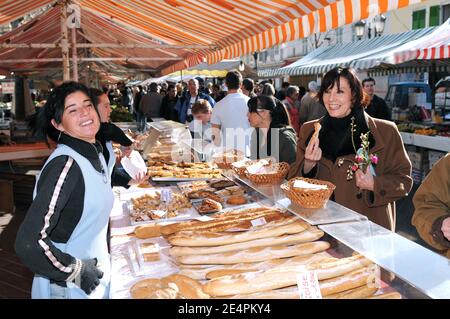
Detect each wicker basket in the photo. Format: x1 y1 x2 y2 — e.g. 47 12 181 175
231 160 252 178
212 149 245 169
281 177 336 208
245 162 290 185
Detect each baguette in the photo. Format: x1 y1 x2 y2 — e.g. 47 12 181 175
168 217 309 247
223 287 300 299
324 285 377 299
206 253 334 280
319 267 376 296
202 255 372 296
368 292 402 299
160 208 283 235
134 224 162 239
170 227 324 256
177 241 330 265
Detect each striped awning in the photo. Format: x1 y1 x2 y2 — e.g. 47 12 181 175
0 0 424 78
260 26 437 77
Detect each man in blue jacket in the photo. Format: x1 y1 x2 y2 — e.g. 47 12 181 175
175 78 215 125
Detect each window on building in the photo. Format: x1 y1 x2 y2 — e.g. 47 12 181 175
412 9 426 29
443 4 450 22
429 6 440 27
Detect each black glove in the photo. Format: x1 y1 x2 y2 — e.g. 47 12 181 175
76 258 103 295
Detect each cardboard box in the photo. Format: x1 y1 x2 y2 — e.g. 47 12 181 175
428 150 446 170
407 149 428 171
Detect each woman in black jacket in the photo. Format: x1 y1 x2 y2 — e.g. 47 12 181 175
247 95 297 164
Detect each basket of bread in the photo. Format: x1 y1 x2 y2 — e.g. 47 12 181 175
281 177 336 208
212 149 245 169
244 159 290 185
231 158 254 178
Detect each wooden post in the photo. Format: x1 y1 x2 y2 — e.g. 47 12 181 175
71 28 78 81
60 4 70 81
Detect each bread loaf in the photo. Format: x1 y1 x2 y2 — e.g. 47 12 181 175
319 267 376 296
160 208 283 235
202 255 372 296
177 241 330 265
368 292 402 299
134 224 162 239
223 287 300 299
170 227 324 256
324 285 377 299
168 217 309 247
130 274 209 299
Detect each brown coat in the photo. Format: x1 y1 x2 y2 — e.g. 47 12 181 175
288 114 413 230
412 153 450 258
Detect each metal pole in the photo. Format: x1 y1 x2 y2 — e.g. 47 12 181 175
0 57 183 63
60 4 70 81
0 43 216 49
71 28 78 81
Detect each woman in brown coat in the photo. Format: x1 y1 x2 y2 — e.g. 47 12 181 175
288 67 412 230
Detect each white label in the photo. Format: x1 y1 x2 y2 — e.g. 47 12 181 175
251 217 267 227
246 161 267 174
195 215 214 222
232 159 248 168
152 210 167 218
1 82 14 94
296 271 322 299
160 189 172 202
293 180 327 190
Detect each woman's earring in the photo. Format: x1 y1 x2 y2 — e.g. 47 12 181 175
57 131 62 142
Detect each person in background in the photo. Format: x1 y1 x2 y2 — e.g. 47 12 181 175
211 71 250 152
89 88 146 188
362 77 391 121
160 84 179 121
211 83 225 102
15 82 112 299
139 82 163 124
205 82 213 96
191 99 213 143
242 78 257 98
412 153 450 258
298 86 307 101
133 85 145 128
175 78 215 125
282 85 301 135
159 82 168 97
261 83 276 97
275 81 290 101
247 95 297 164
299 80 327 125
288 67 412 230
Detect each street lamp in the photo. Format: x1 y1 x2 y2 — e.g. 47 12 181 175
374 15 386 37
354 20 366 40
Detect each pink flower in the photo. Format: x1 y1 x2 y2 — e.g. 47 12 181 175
351 165 359 172
355 155 363 163
370 154 378 165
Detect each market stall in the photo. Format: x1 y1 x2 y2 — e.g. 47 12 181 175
106 123 450 299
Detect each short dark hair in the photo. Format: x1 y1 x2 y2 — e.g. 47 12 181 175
192 99 212 114
286 86 299 98
167 84 176 91
242 78 254 92
362 77 376 86
149 82 158 92
281 82 290 89
38 81 92 144
88 87 104 108
225 71 243 90
317 67 369 109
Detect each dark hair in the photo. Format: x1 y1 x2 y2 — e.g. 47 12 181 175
212 84 221 91
286 85 299 98
281 81 290 89
317 67 369 109
248 95 290 128
149 82 158 92
167 84 176 91
225 71 243 90
37 81 92 144
192 99 212 114
362 77 376 86
261 83 275 96
242 78 254 92
88 87 104 108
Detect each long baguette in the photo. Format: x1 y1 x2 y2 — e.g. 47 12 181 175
170 228 324 257
368 292 402 299
168 218 309 247
177 241 330 265
202 255 372 296
160 208 284 235
324 285 377 299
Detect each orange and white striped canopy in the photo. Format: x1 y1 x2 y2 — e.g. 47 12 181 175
0 0 424 77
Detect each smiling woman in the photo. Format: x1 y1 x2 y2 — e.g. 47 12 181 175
15 82 115 299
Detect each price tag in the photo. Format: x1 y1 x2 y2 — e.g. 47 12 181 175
251 217 267 227
195 216 214 222
152 210 167 218
296 271 322 299
293 180 327 190
160 189 172 202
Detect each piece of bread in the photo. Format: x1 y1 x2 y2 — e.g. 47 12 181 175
226 195 248 205
168 217 309 247
198 198 223 214
177 241 331 265
170 227 324 257
130 274 209 299
209 179 236 189
134 224 162 239
312 122 322 140
367 292 402 299
202 255 372 296
324 284 377 299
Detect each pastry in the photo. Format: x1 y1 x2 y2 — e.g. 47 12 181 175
198 198 223 214
226 195 247 205
312 122 321 140
209 179 236 189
